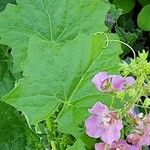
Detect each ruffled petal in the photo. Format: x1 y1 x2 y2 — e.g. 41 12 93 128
85 115 104 138
127 133 141 145
125 76 135 86
92 72 109 90
88 102 109 116
95 143 106 150
111 140 129 149
101 120 123 144
129 145 141 150
138 126 150 146
111 75 126 91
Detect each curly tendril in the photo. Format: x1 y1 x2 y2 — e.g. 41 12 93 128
92 32 136 59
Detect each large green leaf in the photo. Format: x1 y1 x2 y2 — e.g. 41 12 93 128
0 101 42 150
0 0 110 73
3 33 122 133
138 4 150 31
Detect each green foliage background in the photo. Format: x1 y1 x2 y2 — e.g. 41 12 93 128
0 0 149 149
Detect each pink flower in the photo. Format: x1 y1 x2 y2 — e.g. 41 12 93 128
127 114 150 147
85 102 123 144
95 140 140 150
92 72 110 92
92 72 135 92
138 115 150 146
111 75 135 91
127 133 142 145
138 125 150 146
127 131 149 149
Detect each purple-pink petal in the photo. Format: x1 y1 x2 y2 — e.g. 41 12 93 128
138 126 150 146
112 140 141 150
111 140 129 149
111 75 126 91
125 76 135 86
88 102 109 116
101 120 123 144
129 145 141 150
95 140 141 150
92 72 109 91
95 143 106 150
127 133 142 145
85 115 104 138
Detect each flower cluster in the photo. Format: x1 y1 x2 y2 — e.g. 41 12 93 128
127 110 150 148
85 71 150 150
92 71 135 92
85 102 123 144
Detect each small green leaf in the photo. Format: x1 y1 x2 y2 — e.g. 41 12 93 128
138 4 150 31
113 0 135 14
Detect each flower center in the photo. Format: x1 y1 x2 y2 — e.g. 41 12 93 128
97 114 112 128
103 116 111 126
97 112 117 128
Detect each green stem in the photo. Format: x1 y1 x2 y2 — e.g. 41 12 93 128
92 32 136 59
51 141 57 150
110 96 115 109
46 118 52 131
139 98 148 115
46 118 57 150
121 92 140 118
107 39 136 59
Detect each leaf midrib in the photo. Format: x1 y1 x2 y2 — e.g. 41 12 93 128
68 49 104 102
